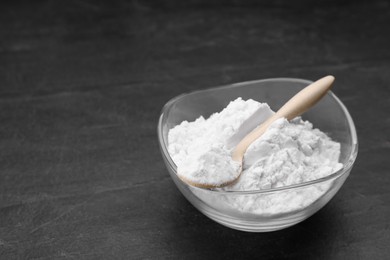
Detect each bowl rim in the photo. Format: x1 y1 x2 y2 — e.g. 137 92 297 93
157 77 359 195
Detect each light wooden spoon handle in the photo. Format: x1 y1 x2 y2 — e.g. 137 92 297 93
232 75 335 162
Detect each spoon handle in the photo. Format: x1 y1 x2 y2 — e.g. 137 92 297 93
232 75 335 161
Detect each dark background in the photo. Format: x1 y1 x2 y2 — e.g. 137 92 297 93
1 0 389 259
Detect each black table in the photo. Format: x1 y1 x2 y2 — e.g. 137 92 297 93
1 1 389 259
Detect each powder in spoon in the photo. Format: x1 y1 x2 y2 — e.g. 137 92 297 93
168 98 272 186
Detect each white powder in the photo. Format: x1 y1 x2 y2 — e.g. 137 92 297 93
174 143 241 187
168 98 343 215
228 117 342 191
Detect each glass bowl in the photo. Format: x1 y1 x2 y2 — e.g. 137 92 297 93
157 78 358 232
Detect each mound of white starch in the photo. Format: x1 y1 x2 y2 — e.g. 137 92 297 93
168 98 343 215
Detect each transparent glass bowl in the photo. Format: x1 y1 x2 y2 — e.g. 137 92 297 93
157 78 358 232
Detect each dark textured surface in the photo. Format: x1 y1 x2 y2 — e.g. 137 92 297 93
1 0 390 259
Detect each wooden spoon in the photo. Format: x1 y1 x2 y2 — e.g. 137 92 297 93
180 75 335 189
